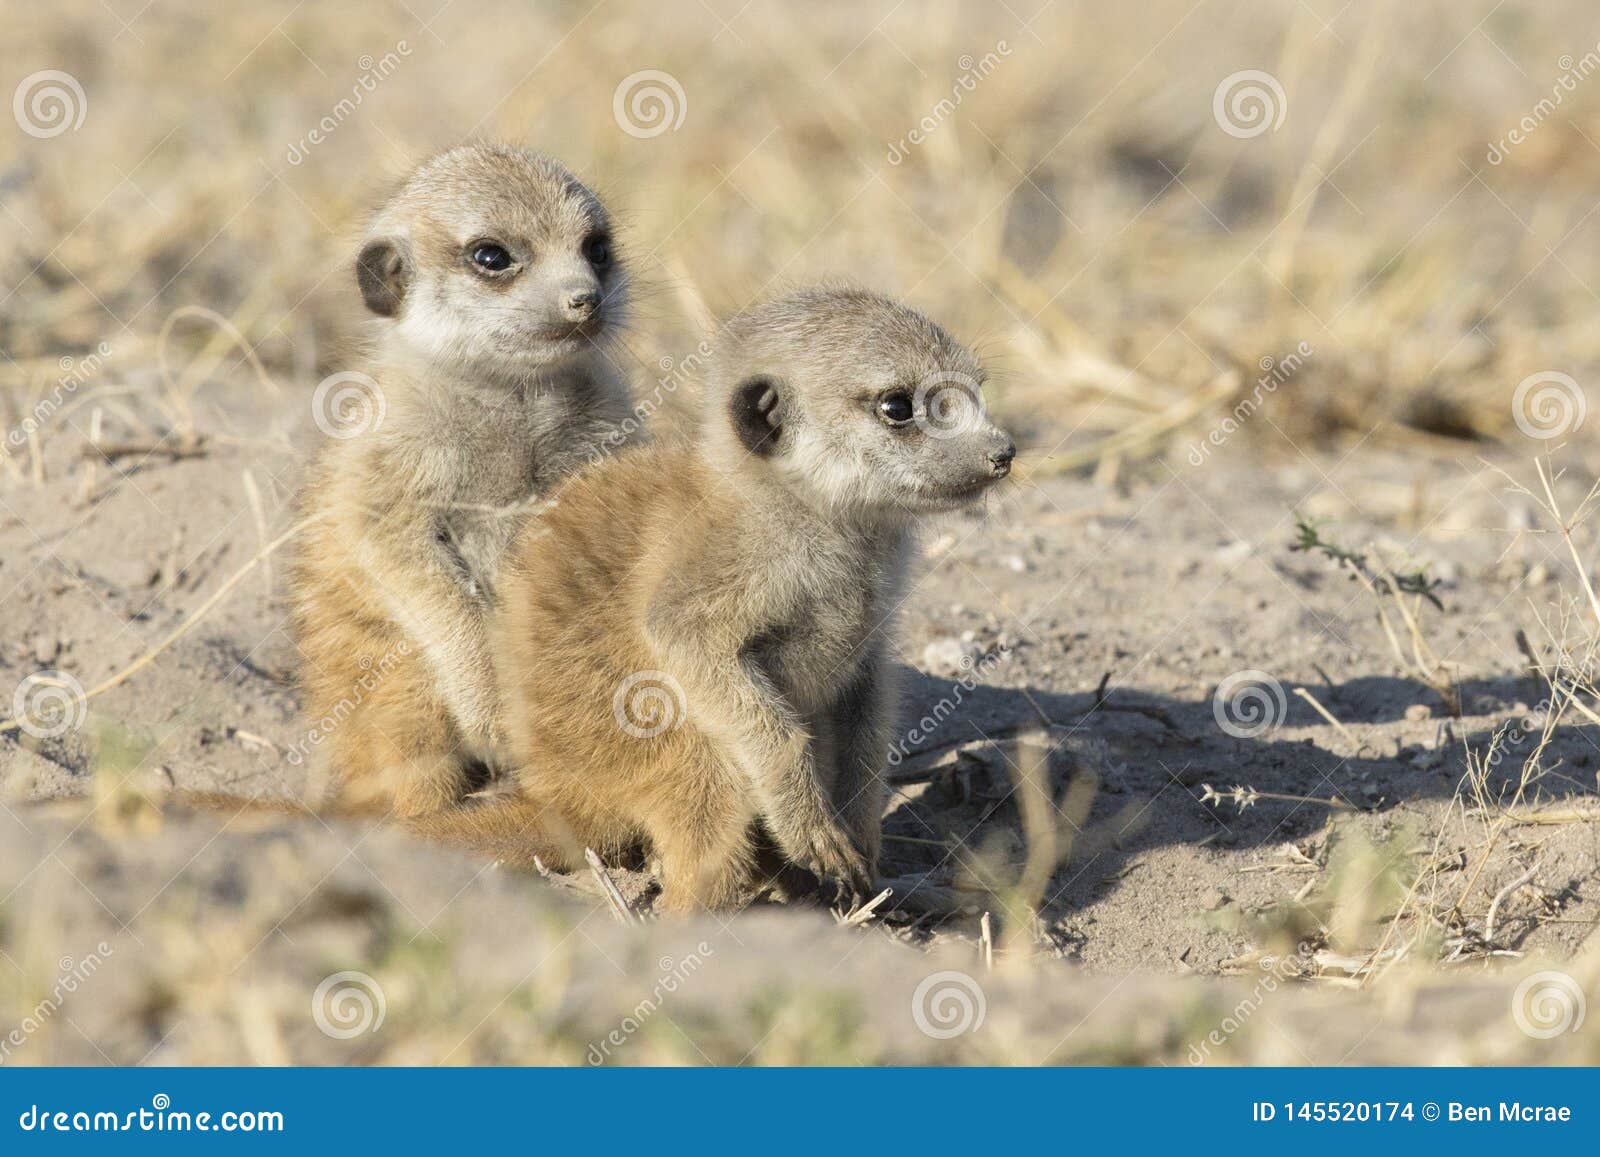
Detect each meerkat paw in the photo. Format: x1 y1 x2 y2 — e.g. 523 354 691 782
782 821 872 903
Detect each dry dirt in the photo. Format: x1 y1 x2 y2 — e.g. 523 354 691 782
1 385 1597 1063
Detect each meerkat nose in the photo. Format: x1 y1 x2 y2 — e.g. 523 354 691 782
987 442 1016 475
562 287 602 320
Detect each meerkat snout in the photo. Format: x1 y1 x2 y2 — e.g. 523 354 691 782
560 280 602 321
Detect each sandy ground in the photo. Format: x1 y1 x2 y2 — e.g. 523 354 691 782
1 374 1597 1064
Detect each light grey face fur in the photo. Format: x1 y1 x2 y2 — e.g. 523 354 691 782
357 144 625 381
712 287 1015 516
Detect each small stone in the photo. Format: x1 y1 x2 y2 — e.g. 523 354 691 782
32 634 59 664
922 637 982 675
1403 703 1432 722
1200 888 1230 911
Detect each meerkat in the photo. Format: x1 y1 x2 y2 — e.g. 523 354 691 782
407 286 1016 910
290 143 634 818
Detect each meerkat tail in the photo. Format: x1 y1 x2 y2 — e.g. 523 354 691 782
398 797 584 871
162 788 582 873
161 790 392 820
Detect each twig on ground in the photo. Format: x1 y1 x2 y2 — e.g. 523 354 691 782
1199 783 1357 812
584 847 639 926
1484 860 1540 944
837 887 893 927
1293 686 1360 747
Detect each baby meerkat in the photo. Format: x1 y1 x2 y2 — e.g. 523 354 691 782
291 143 633 817
411 286 1016 909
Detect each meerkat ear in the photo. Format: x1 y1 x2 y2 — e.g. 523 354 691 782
356 238 409 317
730 376 784 457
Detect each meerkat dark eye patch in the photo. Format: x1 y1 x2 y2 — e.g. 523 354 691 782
731 376 783 457
582 232 612 269
356 238 408 317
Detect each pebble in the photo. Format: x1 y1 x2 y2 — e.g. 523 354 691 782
1200 888 1230 911
922 637 983 675
1403 703 1431 722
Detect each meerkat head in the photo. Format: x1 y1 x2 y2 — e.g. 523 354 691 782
355 143 624 377
708 287 1015 518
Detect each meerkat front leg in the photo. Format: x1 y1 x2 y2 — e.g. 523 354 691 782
356 519 504 756
647 617 869 895
828 652 900 872
684 656 870 897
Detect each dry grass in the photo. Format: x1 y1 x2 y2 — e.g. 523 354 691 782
5 0 1600 466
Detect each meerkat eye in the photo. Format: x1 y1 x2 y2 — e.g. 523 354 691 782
468 242 513 272
583 233 612 268
876 391 915 425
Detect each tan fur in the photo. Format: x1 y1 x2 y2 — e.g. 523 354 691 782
410 287 1016 910
290 144 633 817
